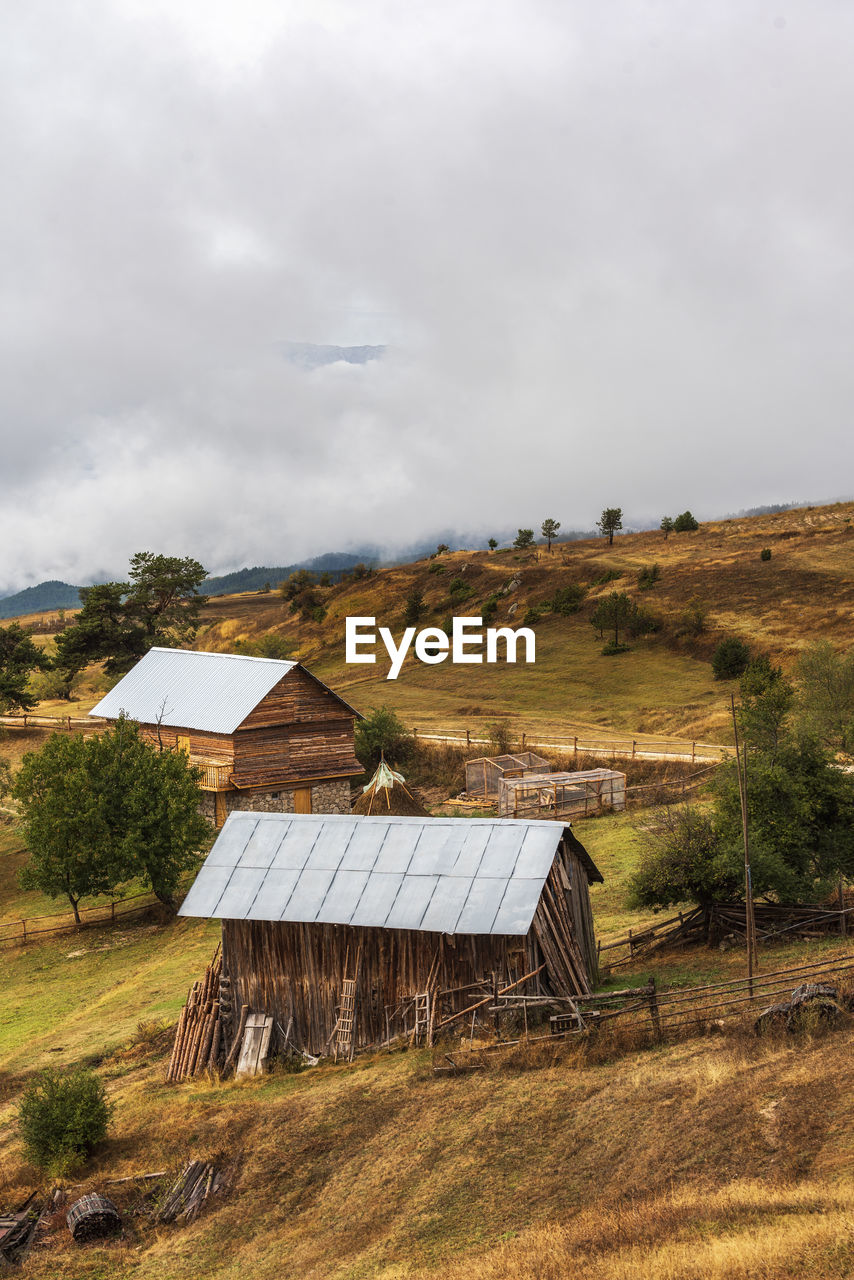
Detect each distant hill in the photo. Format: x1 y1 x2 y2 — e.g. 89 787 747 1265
280 342 386 369
0 580 81 619
204 553 378 597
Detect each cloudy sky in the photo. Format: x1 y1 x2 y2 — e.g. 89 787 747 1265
2 1 853 593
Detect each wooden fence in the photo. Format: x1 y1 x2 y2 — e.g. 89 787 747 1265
1 711 728 765
598 900 854 971
435 951 854 1069
415 726 728 764
0 713 107 732
0 890 165 949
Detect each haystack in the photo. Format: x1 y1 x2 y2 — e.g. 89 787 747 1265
354 761 429 816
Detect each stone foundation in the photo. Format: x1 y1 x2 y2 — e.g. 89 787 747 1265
200 777 353 825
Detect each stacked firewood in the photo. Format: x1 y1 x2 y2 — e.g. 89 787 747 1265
166 950 223 1082
156 1161 222 1225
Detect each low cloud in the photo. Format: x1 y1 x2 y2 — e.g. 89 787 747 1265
2 1 854 592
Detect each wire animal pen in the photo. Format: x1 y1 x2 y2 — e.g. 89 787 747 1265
465 752 550 800
498 768 626 819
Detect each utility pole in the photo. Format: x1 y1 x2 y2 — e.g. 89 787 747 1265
731 694 758 993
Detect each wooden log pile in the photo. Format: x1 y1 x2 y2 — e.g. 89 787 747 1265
0 1193 42 1264
66 1194 121 1242
156 1161 222 1225
166 949 225 1082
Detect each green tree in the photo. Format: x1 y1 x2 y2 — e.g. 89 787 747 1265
660 516 674 539
355 706 413 772
15 733 122 922
55 554 207 679
629 805 737 909
0 623 50 712
15 717 208 919
795 640 854 755
404 587 425 627
680 597 708 636
541 518 560 551
713 738 854 902
279 569 315 601
738 656 794 758
103 722 210 908
18 1066 112 1176
550 584 586 616
673 510 700 532
513 529 535 549
591 591 650 650
711 637 752 681
596 508 623 545
487 538 498 551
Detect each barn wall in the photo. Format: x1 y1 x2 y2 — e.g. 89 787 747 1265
222 920 532 1055
238 664 355 729
139 724 235 763
231 719 359 788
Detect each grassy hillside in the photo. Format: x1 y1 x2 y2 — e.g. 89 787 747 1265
3 917 854 1279
189 500 854 743
2 747 854 1276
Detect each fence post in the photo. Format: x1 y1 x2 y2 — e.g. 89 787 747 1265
628 927 634 957
466 728 470 747
632 740 636 758
573 736 578 760
647 977 662 1040
840 876 847 938
521 732 526 749
111 901 116 923
692 741 696 763
21 919 26 944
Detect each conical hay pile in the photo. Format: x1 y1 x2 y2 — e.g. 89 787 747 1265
354 761 429 816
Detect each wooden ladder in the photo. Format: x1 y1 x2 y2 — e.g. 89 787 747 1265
334 978 357 1062
413 991 431 1046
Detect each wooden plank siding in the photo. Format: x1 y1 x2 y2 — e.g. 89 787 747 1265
238 665 357 731
139 725 236 765
223 919 533 1057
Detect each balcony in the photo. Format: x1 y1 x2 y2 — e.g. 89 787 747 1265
192 759 234 792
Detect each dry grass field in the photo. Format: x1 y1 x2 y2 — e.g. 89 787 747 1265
3 946 854 1280
185 500 854 743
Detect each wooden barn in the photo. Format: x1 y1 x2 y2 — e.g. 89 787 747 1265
89 648 363 826
178 812 603 1056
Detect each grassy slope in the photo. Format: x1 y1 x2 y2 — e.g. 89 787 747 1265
187 499 854 743
4 949 854 1280
3 803 854 1278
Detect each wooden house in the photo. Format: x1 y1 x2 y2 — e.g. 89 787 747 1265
179 812 603 1056
89 648 362 826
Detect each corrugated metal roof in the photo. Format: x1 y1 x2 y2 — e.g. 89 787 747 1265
89 647 297 734
179 812 575 936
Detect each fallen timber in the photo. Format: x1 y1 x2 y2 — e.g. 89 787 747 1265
599 899 854 972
